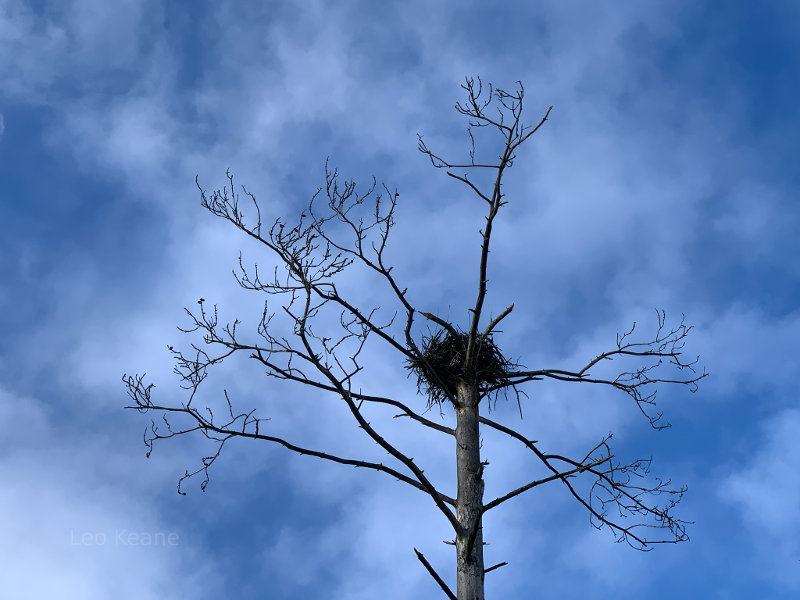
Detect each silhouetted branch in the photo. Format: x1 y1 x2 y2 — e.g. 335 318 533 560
505 310 708 429
483 561 508 575
482 454 612 511
480 416 690 549
123 374 457 506
126 161 473 532
415 548 457 600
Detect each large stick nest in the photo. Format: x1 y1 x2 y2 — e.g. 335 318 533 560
406 328 514 407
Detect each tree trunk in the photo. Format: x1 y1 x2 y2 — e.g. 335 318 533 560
455 382 485 600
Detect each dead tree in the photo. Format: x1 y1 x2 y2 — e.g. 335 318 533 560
124 77 706 600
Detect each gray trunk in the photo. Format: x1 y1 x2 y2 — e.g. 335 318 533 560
455 382 485 600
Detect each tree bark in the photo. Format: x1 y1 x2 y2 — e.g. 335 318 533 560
455 382 485 600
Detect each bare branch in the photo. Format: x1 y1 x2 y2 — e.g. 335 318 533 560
415 548 457 600
483 561 508 575
445 171 491 203
480 303 514 339
421 311 462 340
480 416 690 549
417 78 551 382
251 351 455 435
505 310 708 429
482 454 612 512
123 374 457 506
130 163 470 533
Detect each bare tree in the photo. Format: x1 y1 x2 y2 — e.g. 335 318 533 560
124 77 706 600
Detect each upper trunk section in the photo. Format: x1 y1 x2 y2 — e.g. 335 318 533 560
455 381 485 600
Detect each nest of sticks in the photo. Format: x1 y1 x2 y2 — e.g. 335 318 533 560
406 328 514 407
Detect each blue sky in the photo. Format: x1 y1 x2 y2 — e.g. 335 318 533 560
1 1 799 598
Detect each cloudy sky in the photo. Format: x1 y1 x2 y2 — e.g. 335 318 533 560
1 1 799 598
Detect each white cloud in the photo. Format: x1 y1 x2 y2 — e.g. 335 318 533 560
0 386 223 599
720 408 800 588
723 408 800 535
692 305 800 400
